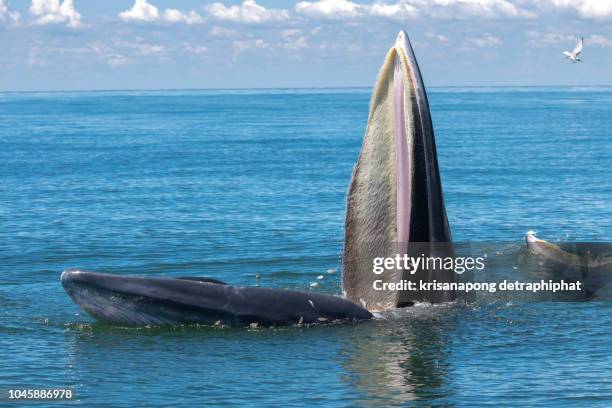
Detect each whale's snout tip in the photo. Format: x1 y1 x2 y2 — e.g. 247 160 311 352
395 30 409 44
394 30 411 54
61 269 85 287
61 269 74 283
525 231 538 244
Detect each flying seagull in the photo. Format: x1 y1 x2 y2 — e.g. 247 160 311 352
563 37 583 63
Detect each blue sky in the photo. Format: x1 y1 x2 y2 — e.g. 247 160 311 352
2 0 612 91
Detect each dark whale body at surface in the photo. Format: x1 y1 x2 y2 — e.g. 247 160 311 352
61 31 454 326
61 270 372 326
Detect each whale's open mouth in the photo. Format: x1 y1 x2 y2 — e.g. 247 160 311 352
343 31 454 311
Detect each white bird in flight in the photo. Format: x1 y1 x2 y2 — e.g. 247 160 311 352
563 37 583 63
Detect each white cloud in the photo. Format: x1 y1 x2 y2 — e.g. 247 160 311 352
163 9 203 24
283 36 308 50
29 0 81 27
280 29 309 50
119 0 159 22
111 39 167 58
89 42 128 67
423 0 528 18
524 31 612 52
295 0 362 19
426 32 450 43
104 54 128 67
183 42 208 54
0 0 20 25
466 34 502 47
587 34 612 47
120 0 204 25
408 0 612 20
140 44 165 55
97 40 172 65
538 0 612 19
526 30 576 46
576 1 612 18
229 31 309 53
206 0 289 24
210 26 240 37
295 0 529 20
369 2 418 19
233 38 269 51
27 42 129 68
528 32 612 49
282 29 301 38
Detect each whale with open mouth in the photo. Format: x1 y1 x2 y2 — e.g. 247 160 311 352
343 30 454 312
61 31 454 326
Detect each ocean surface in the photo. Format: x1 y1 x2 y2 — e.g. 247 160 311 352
1 87 611 407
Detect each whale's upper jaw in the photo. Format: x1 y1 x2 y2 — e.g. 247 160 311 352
343 31 453 311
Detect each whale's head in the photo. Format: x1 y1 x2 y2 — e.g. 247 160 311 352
525 230 538 244
343 31 454 311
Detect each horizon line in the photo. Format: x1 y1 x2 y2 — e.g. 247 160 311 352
2 84 612 94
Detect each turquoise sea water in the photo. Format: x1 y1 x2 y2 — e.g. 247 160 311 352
1 87 611 406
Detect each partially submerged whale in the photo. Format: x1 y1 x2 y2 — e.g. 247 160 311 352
61 271 372 326
525 231 612 296
61 30 454 326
